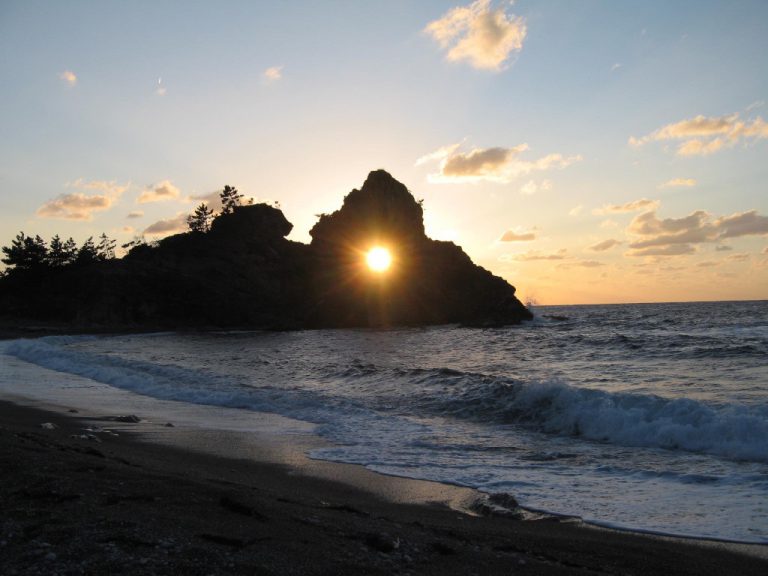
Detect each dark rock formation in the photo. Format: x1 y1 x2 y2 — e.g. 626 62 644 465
306 170 531 327
0 171 531 329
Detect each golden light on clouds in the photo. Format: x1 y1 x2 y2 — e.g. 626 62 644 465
59 70 77 86
425 0 527 71
417 143 580 184
630 111 768 156
263 66 283 84
138 180 181 204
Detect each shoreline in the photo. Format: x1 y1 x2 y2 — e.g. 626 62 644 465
1 398 767 574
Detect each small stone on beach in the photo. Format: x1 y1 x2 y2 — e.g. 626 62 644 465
40 422 58 430
115 415 141 423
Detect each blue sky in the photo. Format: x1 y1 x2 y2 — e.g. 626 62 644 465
2 0 767 303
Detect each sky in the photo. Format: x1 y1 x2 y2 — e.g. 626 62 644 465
1 0 767 305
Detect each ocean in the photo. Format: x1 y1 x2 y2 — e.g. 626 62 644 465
1 300 766 543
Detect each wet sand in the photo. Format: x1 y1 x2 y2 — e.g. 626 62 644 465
1 399 766 575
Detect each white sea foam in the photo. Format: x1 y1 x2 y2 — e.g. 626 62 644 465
436 376 768 462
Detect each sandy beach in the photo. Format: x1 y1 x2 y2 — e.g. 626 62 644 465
1 398 766 575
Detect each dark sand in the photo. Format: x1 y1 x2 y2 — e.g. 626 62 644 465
1 400 767 575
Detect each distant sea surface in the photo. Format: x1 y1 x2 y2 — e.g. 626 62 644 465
2 301 767 542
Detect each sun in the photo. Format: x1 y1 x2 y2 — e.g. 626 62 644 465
365 247 392 272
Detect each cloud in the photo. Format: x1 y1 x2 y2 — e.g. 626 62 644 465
593 198 658 215
600 219 619 229
143 213 188 237
37 193 113 221
127 211 144 219
263 66 283 83
187 189 257 212
500 229 536 242
588 238 622 252
576 260 605 268
138 180 181 203
727 253 750 262
660 178 696 188
156 77 166 96
511 248 568 261
610 63 622 72
557 260 606 268
36 179 127 220
716 210 768 239
697 261 718 268
59 70 77 87
520 179 551 195
569 205 583 217
418 143 580 183
625 206 768 257
626 244 697 257
67 178 129 196
188 190 224 212
122 226 135 234
630 111 768 156
714 245 732 252
424 0 527 71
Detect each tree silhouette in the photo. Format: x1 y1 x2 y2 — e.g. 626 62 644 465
76 237 98 265
219 185 244 215
1 232 48 271
187 202 214 232
97 233 116 260
47 235 78 267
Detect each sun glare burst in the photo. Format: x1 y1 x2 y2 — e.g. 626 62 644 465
366 247 392 272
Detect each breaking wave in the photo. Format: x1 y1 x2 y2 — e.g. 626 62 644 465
4 336 767 464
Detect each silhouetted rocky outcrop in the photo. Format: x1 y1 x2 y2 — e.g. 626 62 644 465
307 170 531 327
0 171 531 330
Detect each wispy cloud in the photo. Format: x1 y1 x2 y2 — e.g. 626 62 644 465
418 143 580 184
568 205 583 217
660 178 696 188
588 238 622 252
557 260 606 268
520 179 551 195
186 189 257 212
627 244 697 257
59 70 77 87
425 0 527 71
36 179 127 221
143 213 188 237
156 77 166 96
500 229 536 242
630 110 768 156
127 211 144 219
67 179 129 197
263 66 283 84
511 249 568 261
138 180 181 203
593 198 658 215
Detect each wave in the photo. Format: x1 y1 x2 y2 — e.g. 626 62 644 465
4 336 768 464
418 370 768 463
